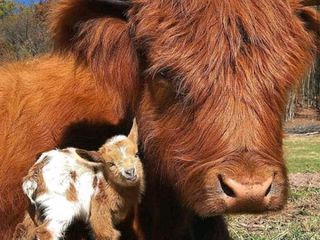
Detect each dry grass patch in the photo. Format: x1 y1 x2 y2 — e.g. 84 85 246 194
228 186 320 240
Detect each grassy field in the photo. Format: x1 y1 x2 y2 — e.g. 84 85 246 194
228 135 320 240
284 135 320 173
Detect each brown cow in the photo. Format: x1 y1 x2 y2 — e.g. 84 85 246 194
0 0 319 239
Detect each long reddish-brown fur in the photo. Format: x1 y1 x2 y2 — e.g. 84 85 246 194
0 0 318 239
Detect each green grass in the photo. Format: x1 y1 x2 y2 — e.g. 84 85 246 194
284 135 320 173
229 135 320 240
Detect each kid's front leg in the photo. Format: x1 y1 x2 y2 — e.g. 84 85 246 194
13 213 36 240
90 198 121 240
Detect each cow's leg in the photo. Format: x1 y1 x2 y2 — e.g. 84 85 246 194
192 215 230 240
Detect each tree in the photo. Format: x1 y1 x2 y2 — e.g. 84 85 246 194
0 1 51 62
0 0 16 19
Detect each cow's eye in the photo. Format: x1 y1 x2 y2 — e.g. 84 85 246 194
157 68 171 80
156 68 188 100
174 82 188 100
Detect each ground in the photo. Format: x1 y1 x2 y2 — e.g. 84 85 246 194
285 107 320 135
228 134 320 240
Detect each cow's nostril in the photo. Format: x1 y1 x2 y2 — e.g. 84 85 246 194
264 182 272 196
215 172 285 214
218 175 236 197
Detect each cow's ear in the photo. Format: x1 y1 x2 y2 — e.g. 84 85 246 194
48 0 139 110
90 0 131 8
48 0 130 51
297 6 319 32
298 7 319 50
291 1 320 51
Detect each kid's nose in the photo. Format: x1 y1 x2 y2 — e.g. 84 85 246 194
123 168 136 180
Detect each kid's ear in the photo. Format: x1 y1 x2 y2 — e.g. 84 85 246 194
128 119 138 144
76 149 104 163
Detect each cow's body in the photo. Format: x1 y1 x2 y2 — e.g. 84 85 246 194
0 55 133 238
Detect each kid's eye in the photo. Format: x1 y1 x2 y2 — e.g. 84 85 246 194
135 152 139 158
108 162 115 166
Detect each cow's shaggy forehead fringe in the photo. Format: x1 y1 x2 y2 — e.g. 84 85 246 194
131 0 316 100
130 0 317 175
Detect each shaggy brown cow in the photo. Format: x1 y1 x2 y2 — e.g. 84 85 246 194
0 0 319 239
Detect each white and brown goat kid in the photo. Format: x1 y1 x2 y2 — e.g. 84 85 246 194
13 122 144 240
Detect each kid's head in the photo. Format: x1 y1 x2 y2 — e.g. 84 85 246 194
77 120 143 186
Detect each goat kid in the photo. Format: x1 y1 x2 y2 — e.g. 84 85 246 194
13 123 144 240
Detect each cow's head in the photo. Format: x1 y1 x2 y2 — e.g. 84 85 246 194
49 0 319 216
